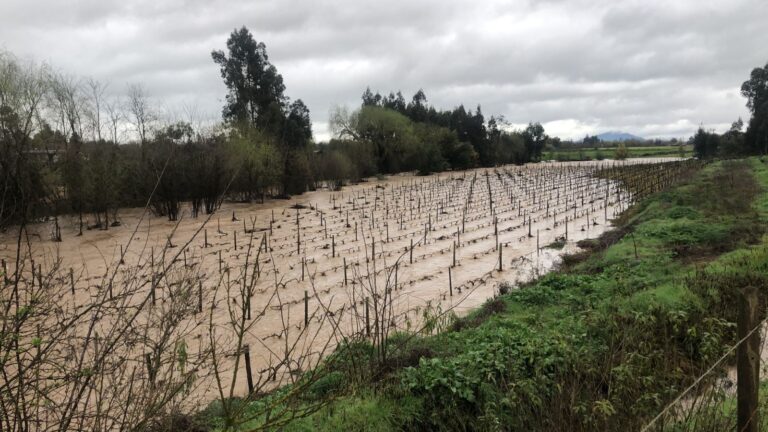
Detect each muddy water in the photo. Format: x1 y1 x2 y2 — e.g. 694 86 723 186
0 158 678 407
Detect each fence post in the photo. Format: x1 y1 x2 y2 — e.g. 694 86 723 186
737 286 760 432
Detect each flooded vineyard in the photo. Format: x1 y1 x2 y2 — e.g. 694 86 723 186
0 158 685 428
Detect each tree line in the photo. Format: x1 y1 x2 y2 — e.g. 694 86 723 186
692 61 768 159
0 27 556 233
326 88 552 178
0 28 320 232
0 51 283 232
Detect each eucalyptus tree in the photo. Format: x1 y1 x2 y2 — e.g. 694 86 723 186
212 26 314 195
741 61 768 154
212 26 286 129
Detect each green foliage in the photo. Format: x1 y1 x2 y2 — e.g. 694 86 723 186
420 302 456 335
305 371 345 400
282 393 420 432
211 27 314 197
595 149 605 160
283 150 312 195
312 148 357 190
348 88 557 172
523 122 548 162
211 26 286 128
226 126 282 201
636 219 731 247
614 143 629 160
741 62 768 155
355 106 418 174
692 127 721 159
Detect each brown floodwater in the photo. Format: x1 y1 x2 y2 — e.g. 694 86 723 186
0 158 679 408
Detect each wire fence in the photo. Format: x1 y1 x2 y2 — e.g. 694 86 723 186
642 312 768 432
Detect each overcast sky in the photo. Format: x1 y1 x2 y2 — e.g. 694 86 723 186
1 0 765 141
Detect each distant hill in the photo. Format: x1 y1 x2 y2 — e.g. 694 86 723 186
596 131 645 142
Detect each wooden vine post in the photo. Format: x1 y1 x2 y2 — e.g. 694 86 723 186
365 297 370 336
243 345 254 394
410 238 414 264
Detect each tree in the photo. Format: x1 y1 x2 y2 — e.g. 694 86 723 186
745 105 768 155
323 138 376 181
84 78 107 142
211 26 286 129
284 99 312 149
104 95 123 143
354 106 418 174
62 134 88 234
523 122 548 162
383 91 406 114
227 125 281 201
741 63 768 114
0 51 51 225
498 131 527 165
329 105 360 141
407 89 428 122
741 62 768 154
614 143 630 160
720 119 746 156
281 99 314 194
411 123 449 174
692 127 720 159
212 27 314 195
583 135 600 146
362 87 378 107
126 83 154 147
48 72 85 141
88 141 119 227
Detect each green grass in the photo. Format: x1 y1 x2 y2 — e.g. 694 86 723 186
206 158 768 431
678 380 768 431
547 145 693 161
279 393 422 432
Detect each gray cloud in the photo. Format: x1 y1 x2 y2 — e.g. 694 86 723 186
1 0 764 141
